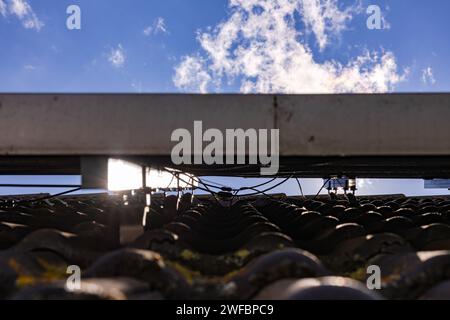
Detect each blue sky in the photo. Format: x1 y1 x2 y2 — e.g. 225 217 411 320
1 0 449 93
1 0 450 196
0 0 227 92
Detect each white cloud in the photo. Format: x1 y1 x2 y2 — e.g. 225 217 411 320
143 17 168 36
382 5 391 30
422 67 436 85
173 56 211 93
381 15 391 30
108 44 126 68
23 64 35 70
131 81 143 93
173 0 405 94
0 0 7 17
299 0 358 50
357 178 373 190
143 26 152 36
0 0 44 31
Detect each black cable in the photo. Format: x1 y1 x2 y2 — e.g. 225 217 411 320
160 174 176 192
200 177 230 188
195 176 288 205
237 177 278 192
314 179 331 200
188 175 229 191
13 187 82 205
163 169 219 195
164 168 284 207
166 165 292 197
295 177 304 198
199 176 277 193
194 176 224 207
0 184 81 188
231 189 240 203
236 176 293 196
162 168 294 206
197 177 217 195
170 169 280 193
164 169 229 195
167 167 293 197
163 169 223 206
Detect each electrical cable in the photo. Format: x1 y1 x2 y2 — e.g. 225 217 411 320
236 177 278 192
200 178 230 188
295 177 304 198
314 178 331 200
163 168 223 206
194 176 224 207
163 168 219 195
167 168 293 197
165 174 175 189
163 168 295 208
166 166 290 197
168 169 281 193
162 167 299 208
0 184 81 188
235 175 293 196
188 176 229 191
12 187 82 206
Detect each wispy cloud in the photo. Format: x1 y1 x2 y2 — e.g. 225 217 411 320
131 81 143 93
381 13 391 30
0 0 44 31
421 67 436 85
108 44 126 68
174 56 211 93
300 0 359 51
23 64 35 70
0 0 7 17
173 0 405 94
143 17 168 36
